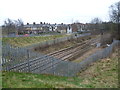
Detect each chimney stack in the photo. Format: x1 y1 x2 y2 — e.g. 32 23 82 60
40 22 42 24
27 23 29 25
33 22 36 25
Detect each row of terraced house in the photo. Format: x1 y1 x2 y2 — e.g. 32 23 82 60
2 22 92 36
20 23 71 34
17 22 89 35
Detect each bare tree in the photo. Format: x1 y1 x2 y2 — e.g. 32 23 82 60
90 17 102 31
14 19 24 26
3 18 24 36
109 1 120 23
109 1 120 40
3 18 16 35
14 19 24 34
91 17 102 24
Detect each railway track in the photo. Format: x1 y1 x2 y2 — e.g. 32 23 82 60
3 36 101 74
37 37 101 73
47 37 100 61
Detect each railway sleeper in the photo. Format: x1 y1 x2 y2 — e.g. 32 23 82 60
67 46 93 61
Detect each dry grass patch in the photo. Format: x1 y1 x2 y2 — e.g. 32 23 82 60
2 35 67 47
77 49 119 88
74 47 103 62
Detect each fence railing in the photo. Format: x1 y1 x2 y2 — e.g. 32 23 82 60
1 38 119 77
2 43 80 76
77 40 120 71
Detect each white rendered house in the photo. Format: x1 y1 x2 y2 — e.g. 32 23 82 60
67 25 72 33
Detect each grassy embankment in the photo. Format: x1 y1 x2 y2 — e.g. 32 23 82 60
2 34 68 47
34 35 96 54
2 49 118 88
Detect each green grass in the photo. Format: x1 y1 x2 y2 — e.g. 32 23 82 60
2 51 118 88
0 72 2 89
2 35 68 47
77 50 119 88
2 71 84 88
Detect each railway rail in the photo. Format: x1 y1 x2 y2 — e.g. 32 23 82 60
47 37 100 61
2 35 101 74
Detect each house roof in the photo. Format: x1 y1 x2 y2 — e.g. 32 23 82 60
24 24 50 28
71 24 78 32
57 24 68 30
23 23 72 30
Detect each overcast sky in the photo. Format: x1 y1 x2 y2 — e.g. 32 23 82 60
0 0 119 25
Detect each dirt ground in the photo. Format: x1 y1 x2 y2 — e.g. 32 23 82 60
73 47 103 62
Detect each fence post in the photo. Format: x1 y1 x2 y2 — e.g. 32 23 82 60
27 49 30 72
52 58 54 75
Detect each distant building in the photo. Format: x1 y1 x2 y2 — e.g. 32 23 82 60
49 24 57 32
56 24 68 33
22 22 50 34
17 22 90 35
67 25 72 33
71 23 88 33
71 23 78 32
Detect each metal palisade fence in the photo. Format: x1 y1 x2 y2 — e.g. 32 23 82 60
1 39 120 77
2 43 80 76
